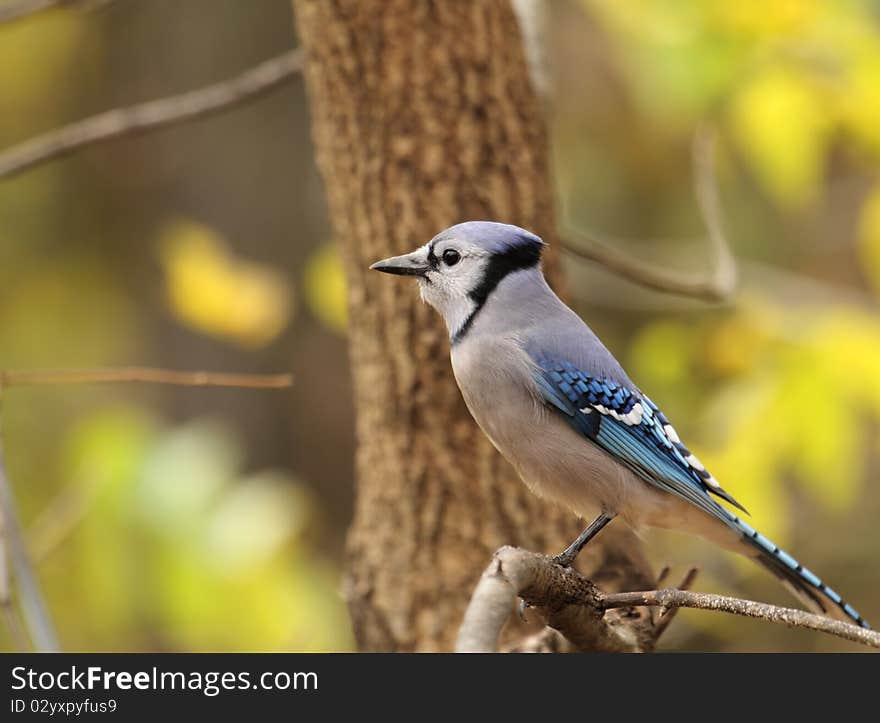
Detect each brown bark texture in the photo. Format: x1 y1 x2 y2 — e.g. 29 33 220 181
293 0 655 651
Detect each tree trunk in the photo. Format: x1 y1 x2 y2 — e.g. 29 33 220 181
293 0 655 651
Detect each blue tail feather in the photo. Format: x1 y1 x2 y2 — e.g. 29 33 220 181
730 516 870 629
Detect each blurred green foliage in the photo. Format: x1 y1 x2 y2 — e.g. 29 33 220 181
1 0 879 652
585 0 880 209
50 410 351 651
0 1 353 652
558 0 880 649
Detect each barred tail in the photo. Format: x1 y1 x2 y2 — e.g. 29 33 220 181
729 515 870 629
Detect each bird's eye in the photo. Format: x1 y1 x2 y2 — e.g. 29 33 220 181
442 249 461 266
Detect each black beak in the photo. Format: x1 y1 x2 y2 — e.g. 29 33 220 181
370 252 430 277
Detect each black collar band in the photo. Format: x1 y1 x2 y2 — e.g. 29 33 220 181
451 242 541 345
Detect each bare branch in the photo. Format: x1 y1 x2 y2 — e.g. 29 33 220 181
28 484 89 563
0 0 113 24
0 367 293 389
458 546 880 652
560 127 738 302
456 546 645 653
600 588 880 649
0 364 291 648
0 48 304 178
0 428 58 651
650 566 698 642
0 0 62 23
0 511 30 650
653 564 671 587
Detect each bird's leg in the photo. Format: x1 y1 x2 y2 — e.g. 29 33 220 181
518 513 615 622
552 512 615 568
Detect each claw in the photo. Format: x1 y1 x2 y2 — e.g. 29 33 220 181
551 552 573 568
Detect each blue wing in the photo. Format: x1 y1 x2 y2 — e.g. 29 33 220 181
531 356 874 629
531 356 747 521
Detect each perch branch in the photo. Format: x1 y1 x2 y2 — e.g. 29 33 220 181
457 546 880 652
600 588 879 649
0 48 304 178
560 127 737 302
0 367 292 389
456 546 645 653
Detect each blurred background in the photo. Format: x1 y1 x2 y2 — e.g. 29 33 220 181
1 0 878 652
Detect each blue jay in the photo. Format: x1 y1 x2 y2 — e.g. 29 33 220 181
371 221 869 629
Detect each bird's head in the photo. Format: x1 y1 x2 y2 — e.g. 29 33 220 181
370 221 545 342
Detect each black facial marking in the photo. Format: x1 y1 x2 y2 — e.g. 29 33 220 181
451 240 542 345
426 243 440 270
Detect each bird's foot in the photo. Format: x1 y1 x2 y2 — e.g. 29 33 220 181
551 551 576 568
550 513 615 569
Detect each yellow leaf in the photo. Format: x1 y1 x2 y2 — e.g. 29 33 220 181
303 243 348 334
710 0 819 38
158 220 292 347
729 66 830 207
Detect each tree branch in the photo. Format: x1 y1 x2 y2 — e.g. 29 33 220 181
0 0 112 24
456 546 648 653
560 127 738 302
649 566 698 641
457 546 880 652
0 367 293 389
0 0 63 23
0 365 291 648
600 588 880 649
0 427 58 651
0 48 304 178
0 509 30 650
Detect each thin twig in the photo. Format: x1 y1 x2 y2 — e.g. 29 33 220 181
0 511 30 650
0 0 62 23
458 546 879 652
560 127 738 302
0 48 304 178
651 566 698 642
600 588 880 649
0 364 291 648
0 0 112 24
0 367 293 389
653 565 671 588
0 427 58 651
28 485 89 563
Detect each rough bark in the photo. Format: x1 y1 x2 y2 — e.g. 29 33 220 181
293 0 655 651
